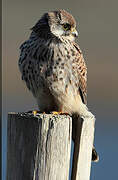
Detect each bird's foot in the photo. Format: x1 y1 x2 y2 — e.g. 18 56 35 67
51 111 69 115
27 110 46 116
27 110 69 116
32 110 38 116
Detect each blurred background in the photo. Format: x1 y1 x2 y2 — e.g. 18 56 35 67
2 0 118 179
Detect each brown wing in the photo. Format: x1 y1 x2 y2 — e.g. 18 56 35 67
73 42 87 105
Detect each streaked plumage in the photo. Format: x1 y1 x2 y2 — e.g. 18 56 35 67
18 9 98 162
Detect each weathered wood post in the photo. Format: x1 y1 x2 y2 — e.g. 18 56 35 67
71 117 95 180
7 112 95 180
7 113 72 180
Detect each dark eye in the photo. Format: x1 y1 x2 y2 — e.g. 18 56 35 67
62 23 71 31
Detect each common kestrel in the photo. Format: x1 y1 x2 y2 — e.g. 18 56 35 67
18 9 98 164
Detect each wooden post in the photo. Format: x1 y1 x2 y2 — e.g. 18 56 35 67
7 113 72 180
77 118 95 180
7 112 95 180
72 117 95 180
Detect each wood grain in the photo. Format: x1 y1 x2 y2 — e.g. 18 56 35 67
7 113 72 180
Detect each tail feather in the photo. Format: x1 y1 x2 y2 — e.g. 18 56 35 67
92 146 99 162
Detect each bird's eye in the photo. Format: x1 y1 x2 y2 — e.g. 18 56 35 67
62 23 71 31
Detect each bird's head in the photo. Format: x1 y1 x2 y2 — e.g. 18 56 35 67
31 9 78 42
48 9 78 41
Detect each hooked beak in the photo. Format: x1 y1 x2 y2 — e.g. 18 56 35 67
71 28 78 37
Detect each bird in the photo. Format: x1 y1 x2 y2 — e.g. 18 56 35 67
18 9 99 171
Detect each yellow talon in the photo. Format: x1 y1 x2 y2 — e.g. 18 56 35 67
52 111 60 115
33 110 37 116
51 111 69 115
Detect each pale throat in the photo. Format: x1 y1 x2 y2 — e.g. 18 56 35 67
51 25 75 42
